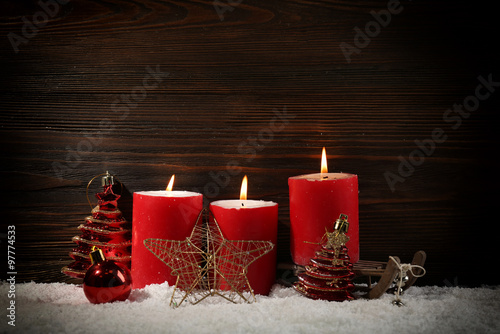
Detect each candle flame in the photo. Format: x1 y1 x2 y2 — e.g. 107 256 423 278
240 175 248 200
321 147 328 174
166 174 175 191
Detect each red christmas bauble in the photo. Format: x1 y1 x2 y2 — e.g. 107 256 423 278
83 249 132 304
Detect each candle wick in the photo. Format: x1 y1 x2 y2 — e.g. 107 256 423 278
322 175 328 179
241 203 245 207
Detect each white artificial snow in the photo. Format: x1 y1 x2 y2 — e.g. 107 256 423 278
1 282 499 334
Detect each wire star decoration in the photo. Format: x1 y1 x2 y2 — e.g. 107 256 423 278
144 208 274 308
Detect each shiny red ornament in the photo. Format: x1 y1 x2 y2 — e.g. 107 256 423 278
83 248 132 304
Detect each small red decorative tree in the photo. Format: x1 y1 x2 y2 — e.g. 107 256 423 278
62 172 131 279
294 214 355 301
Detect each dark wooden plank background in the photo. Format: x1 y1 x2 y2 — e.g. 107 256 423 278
1 0 498 287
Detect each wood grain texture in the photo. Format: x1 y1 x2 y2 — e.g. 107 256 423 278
1 0 499 287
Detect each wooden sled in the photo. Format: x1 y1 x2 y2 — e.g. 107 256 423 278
353 250 426 299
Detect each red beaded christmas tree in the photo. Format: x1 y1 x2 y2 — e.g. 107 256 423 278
294 214 355 301
62 172 131 279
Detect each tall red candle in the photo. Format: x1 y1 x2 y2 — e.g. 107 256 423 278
210 199 278 296
289 148 359 266
131 190 203 289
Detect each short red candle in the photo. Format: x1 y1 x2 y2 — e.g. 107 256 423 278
210 199 278 296
131 190 203 289
289 173 358 265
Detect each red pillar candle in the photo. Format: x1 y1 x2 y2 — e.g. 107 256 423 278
132 189 203 289
209 177 278 296
289 149 359 266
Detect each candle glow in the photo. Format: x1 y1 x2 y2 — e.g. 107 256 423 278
240 175 248 201
166 174 175 191
321 147 328 174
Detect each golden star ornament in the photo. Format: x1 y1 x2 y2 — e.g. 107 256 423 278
144 208 274 308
